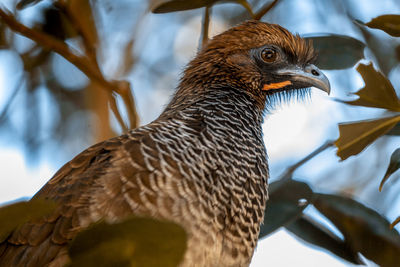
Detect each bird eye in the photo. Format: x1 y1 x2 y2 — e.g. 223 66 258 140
261 48 277 63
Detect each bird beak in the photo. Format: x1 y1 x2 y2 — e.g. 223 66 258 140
272 64 331 95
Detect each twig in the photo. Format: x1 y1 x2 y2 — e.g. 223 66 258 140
0 75 24 123
254 0 280 20
200 6 211 49
0 7 135 130
108 92 128 132
58 2 98 62
390 216 400 229
278 140 335 181
117 81 139 129
0 8 103 90
235 0 255 19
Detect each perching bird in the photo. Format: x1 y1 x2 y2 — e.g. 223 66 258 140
0 20 330 266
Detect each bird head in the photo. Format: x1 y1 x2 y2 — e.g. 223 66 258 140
179 20 330 110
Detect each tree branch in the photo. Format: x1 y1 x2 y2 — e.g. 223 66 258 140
0 6 139 130
58 1 98 62
108 92 128 132
254 0 280 20
200 6 211 49
0 8 103 87
390 216 400 229
117 81 139 131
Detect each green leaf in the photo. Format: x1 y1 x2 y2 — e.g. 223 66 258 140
314 193 400 266
68 217 187 267
259 179 313 238
304 34 365 70
286 216 363 265
150 0 221 13
365 15 400 37
0 199 56 242
379 148 400 191
335 115 400 160
339 63 400 111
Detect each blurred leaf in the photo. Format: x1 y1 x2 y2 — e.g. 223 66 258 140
286 216 363 264
365 15 400 37
41 7 73 41
259 179 313 238
16 0 42 10
339 63 400 111
0 199 56 242
379 148 400 191
0 19 7 48
69 217 187 267
354 20 399 75
151 0 220 13
314 193 400 266
335 115 400 160
386 122 400 135
304 34 365 70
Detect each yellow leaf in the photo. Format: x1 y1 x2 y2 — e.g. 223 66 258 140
0 199 56 242
335 115 400 160
366 15 400 37
379 148 400 191
340 63 400 111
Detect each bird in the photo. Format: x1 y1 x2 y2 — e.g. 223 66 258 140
0 20 330 267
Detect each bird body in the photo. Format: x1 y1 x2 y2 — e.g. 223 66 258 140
0 21 330 266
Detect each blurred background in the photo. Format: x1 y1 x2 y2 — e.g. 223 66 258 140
1 0 400 266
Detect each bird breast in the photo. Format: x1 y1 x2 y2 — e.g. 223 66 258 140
114 89 269 266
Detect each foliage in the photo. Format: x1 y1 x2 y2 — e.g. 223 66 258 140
365 15 400 37
1 0 400 266
303 35 365 70
260 153 400 265
380 148 400 191
0 199 56 242
68 217 187 267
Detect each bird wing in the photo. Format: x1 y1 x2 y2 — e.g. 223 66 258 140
0 129 163 266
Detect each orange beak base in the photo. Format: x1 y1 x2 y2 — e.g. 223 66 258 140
262 81 292 91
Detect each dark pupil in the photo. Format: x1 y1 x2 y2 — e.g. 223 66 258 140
264 51 273 58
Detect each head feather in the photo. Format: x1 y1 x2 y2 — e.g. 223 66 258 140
203 20 316 65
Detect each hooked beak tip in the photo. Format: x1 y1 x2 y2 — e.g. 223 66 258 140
276 64 331 95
